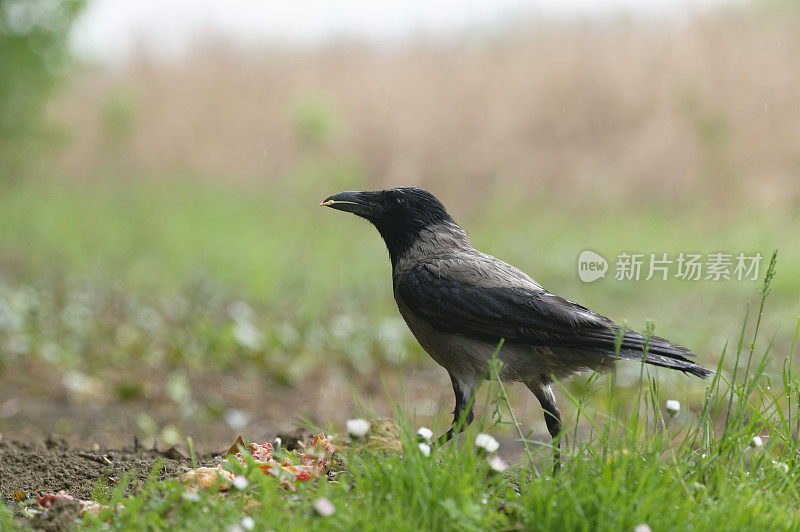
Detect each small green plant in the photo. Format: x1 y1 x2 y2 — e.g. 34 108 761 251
101 89 138 147
0 0 85 180
292 95 339 148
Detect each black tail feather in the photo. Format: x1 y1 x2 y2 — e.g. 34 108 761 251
609 331 713 379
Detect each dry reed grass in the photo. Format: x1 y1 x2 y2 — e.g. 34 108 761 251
51 6 800 213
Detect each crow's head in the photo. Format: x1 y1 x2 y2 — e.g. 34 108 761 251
321 187 454 264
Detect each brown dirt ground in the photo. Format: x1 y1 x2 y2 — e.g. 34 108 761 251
0 429 310 531
0 359 460 454
0 435 203 531
0 436 201 503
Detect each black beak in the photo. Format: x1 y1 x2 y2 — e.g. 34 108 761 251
320 190 381 218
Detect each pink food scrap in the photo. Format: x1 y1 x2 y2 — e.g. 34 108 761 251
180 433 335 490
37 492 103 516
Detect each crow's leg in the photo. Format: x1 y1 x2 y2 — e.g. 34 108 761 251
435 374 475 447
527 382 563 474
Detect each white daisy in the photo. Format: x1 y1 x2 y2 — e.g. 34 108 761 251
488 455 508 473
313 497 335 517
231 475 249 490
665 400 680 417
475 433 499 454
417 427 434 443
346 418 370 440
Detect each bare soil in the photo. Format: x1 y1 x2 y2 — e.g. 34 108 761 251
0 436 199 503
0 430 310 531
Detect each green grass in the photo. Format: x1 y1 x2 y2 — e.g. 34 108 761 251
5 258 799 530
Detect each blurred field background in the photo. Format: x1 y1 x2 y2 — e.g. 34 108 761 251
1 0 799 456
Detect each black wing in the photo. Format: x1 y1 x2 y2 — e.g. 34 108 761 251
396 264 616 347
396 264 709 377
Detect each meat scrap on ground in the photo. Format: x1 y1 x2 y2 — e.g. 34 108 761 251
180 433 335 490
31 433 336 519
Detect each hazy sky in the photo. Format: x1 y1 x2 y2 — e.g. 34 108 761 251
72 0 736 62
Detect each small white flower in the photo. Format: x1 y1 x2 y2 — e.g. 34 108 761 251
418 443 431 457
633 524 652 532
232 475 249 490
488 455 508 473
224 409 251 431
313 497 335 517
346 418 370 439
273 437 282 448
228 300 255 322
772 461 789 474
665 400 680 417
475 433 499 454
417 427 434 443
750 436 763 448
241 516 255 531
232 320 265 351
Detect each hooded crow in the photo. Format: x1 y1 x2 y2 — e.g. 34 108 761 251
321 186 711 459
